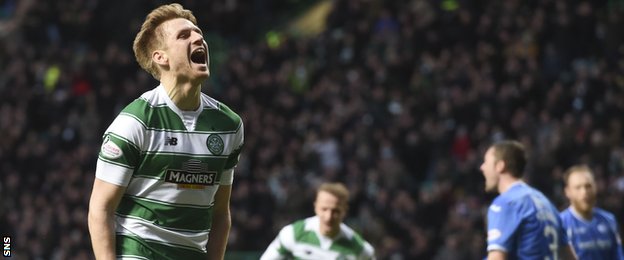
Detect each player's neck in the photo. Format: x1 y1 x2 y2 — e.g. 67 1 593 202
498 175 522 194
571 206 593 221
318 226 340 239
161 76 202 111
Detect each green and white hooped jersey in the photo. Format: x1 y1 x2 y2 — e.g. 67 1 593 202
260 216 376 260
96 85 244 259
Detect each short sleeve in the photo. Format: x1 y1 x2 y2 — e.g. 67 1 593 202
260 225 294 260
224 122 244 170
487 198 521 252
219 169 234 185
359 241 376 260
95 114 144 187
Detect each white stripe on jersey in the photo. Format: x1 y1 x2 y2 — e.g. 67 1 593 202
107 113 146 149
116 216 210 252
278 225 296 249
125 177 217 207
144 129 240 156
291 244 351 260
96 159 134 186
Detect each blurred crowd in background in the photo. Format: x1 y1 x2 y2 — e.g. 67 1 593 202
2 0 624 259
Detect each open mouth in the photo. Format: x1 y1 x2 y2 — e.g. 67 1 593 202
190 48 207 64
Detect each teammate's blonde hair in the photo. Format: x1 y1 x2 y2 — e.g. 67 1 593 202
317 182 350 208
133 3 197 80
563 164 595 187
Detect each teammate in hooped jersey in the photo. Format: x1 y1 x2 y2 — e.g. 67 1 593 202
480 140 576 260
261 183 375 260
88 4 243 259
560 165 624 260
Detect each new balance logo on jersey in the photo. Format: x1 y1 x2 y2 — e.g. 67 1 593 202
165 137 178 146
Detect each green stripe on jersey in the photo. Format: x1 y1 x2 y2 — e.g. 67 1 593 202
122 98 241 132
98 133 141 168
116 234 206 259
278 245 294 258
330 235 365 256
292 220 321 246
117 196 213 232
123 99 186 131
289 218 367 258
196 105 241 132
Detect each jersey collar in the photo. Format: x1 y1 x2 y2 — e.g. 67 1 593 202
568 206 594 223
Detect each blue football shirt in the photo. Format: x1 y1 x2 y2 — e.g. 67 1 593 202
560 207 624 260
487 182 567 259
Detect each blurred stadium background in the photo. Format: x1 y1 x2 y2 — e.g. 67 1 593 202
2 0 624 259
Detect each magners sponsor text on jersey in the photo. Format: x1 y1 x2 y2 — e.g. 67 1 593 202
165 170 216 185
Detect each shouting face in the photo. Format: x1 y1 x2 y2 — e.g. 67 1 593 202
156 18 209 82
480 147 502 192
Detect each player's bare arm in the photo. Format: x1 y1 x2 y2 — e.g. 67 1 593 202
88 179 126 260
487 250 506 260
206 184 232 260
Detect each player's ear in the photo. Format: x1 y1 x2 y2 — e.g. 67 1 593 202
563 185 572 200
152 50 168 66
495 160 505 173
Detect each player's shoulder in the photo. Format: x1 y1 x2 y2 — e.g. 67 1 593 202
120 87 163 118
488 196 512 215
340 223 375 256
361 240 376 259
200 94 242 128
139 86 162 102
593 207 617 222
559 208 576 225
275 219 298 239
559 207 573 218
492 189 520 206
284 217 311 233
340 222 362 239
490 184 539 211
107 90 158 136
515 183 553 205
500 182 532 198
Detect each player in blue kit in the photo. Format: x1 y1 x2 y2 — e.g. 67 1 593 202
480 140 576 260
560 165 624 260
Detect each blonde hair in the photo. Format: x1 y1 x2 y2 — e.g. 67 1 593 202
317 182 350 207
133 3 197 80
563 164 594 186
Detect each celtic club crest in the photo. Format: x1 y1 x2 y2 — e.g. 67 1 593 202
206 134 224 155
